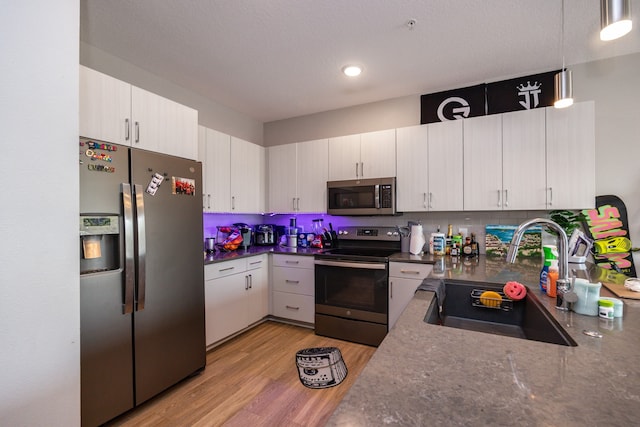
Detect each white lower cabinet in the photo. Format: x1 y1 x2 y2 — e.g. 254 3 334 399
388 262 433 329
271 254 315 324
204 254 268 346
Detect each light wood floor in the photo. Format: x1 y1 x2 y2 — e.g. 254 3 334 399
106 321 376 427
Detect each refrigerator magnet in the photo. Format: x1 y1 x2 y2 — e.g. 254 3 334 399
172 176 195 196
146 172 164 196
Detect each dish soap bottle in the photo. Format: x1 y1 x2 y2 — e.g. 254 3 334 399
546 259 559 298
539 245 558 293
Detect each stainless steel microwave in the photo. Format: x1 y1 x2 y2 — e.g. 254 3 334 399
327 177 397 216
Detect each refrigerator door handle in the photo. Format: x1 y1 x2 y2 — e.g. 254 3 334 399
134 184 147 311
122 183 135 314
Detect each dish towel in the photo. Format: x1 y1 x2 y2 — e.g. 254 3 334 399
417 277 446 321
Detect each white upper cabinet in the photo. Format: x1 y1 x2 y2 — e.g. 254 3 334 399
267 144 298 212
463 109 546 211
328 129 396 180
463 114 504 210
230 136 265 213
428 120 464 211
328 134 361 180
198 126 231 212
360 129 397 179
296 139 329 213
79 65 198 160
396 125 429 212
396 121 463 212
199 127 264 214
79 65 131 145
502 108 547 210
545 101 595 209
268 139 329 213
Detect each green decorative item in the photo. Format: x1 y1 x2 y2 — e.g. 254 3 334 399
548 210 586 236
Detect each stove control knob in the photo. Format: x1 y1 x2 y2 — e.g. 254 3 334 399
340 230 348 235
386 231 392 236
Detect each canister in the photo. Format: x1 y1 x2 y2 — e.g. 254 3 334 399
598 297 624 318
572 279 601 316
598 299 614 320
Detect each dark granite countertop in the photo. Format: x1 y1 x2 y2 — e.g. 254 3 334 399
328 255 640 427
204 245 323 264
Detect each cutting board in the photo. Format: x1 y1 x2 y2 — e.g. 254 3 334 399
602 281 640 300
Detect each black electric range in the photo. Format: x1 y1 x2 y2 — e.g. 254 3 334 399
314 226 401 346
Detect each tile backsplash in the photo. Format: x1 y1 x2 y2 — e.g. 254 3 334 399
203 210 553 254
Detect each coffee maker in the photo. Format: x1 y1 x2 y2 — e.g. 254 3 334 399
254 224 276 246
233 223 253 249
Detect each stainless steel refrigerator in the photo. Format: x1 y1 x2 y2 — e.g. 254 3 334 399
79 139 205 426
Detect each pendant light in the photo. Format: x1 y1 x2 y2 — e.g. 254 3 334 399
554 0 573 109
600 0 632 41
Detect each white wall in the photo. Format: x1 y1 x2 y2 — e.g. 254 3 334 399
0 1 80 426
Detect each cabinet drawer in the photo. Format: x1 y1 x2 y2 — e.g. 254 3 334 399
272 254 314 269
204 258 247 280
272 292 314 323
272 266 314 295
389 262 433 280
246 254 267 271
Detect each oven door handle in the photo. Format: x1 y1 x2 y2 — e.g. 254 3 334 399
314 259 387 270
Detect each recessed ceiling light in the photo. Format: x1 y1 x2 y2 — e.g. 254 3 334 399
342 65 362 77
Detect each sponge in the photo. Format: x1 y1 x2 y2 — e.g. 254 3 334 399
503 281 527 301
479 291 502 307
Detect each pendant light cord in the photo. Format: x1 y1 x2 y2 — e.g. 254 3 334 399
561 0 566 71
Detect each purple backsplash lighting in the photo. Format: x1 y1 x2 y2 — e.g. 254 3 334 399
203 213 349 237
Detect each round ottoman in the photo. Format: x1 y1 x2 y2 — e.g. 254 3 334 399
295 347 348 389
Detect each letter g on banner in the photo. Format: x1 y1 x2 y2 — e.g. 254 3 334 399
437 97 471 121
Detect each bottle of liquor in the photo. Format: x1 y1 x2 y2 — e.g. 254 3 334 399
462 236 473 258
470 233 479 257
445 224 453 255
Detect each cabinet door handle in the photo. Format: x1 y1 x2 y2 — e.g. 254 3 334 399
134 121 140 143
245 275 249 290
232 196 235 210
219 266 235 272
360 162 364 177
248 274 252 289
504 189 509 208
355 162 359 177
285 305 300 310
549 187 553 206
390 281 393 299
249 260 262 266
285 260 299 264
285 279 300 284
207 194 211 210
497 189 501 207
125 118 130 141
296 197 300 211
428 192 433 209
400 270 421 275
423 192 427 209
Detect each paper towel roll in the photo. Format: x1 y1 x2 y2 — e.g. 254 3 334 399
409 225 426 255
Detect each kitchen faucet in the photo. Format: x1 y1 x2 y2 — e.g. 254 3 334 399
506 218 573 310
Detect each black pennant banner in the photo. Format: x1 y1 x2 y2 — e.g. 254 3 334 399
420 70 561 124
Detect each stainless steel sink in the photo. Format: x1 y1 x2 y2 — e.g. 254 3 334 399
424 279 577 346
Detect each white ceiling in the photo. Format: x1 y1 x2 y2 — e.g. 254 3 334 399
80 0 640 123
